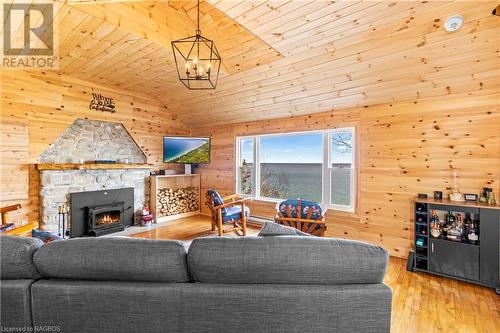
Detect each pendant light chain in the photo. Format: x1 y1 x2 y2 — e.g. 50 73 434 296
196 0 200 65
197 0 200 34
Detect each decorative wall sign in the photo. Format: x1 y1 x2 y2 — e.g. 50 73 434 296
89 93 116 113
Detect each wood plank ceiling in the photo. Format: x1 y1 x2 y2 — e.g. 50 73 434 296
6 1 499 127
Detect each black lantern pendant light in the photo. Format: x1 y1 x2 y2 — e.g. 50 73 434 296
171 0 221 90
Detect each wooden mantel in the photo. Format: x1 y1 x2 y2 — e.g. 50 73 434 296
35 163 153 171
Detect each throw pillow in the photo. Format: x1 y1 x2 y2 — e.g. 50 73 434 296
32 229 63 243
258 222 312 237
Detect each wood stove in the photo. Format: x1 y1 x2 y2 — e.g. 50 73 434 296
70 188 134 238
87 202 126 236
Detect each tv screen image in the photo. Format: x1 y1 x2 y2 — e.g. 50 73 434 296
163 136 210 164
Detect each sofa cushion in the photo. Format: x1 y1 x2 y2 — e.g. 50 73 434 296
33 237 189 282
0 279 36 328
0 235 42 279
258 221 311 236
188 237 388 284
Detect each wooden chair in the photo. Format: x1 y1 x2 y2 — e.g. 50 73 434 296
274 199 327 237
1 204 21 226
0 204 37 236
205 189 251 236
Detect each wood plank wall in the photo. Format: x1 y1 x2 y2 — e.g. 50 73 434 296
192 92 500 258
0 70 189 227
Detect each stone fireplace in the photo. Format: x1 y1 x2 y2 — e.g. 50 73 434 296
38 119 151 234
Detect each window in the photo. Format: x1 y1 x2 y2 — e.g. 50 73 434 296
329 130 355 209
237 138 254 196
236 128 356 212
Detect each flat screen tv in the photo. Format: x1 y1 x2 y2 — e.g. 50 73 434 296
163 136 210 164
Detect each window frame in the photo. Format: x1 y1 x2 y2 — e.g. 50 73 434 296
235 127 356 212
327 127 356 212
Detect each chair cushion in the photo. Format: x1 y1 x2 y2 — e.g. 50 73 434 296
0 235 42 279
223 205 250 224
207 189 227 215
276 199 323 220
258 222 311 236
33 237 189 282
188 237 388 284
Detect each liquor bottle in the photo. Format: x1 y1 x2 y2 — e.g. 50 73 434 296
442 211 453 237
463 213 472 240
456 213 463 235
430 210 441 238
448 211 456 225
445 211 462 242
456 213 463 228
468 215 479 244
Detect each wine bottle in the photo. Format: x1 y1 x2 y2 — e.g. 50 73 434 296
430 210 441 238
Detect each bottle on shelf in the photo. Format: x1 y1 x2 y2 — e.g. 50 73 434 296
467 214 479 244
430 209 441 238
456 213 463 229
446 211 463 242
442 211 454 238
463 213 472 240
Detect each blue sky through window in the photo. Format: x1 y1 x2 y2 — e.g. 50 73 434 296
240 139 253 163
260 133 323 163
240 132 353 165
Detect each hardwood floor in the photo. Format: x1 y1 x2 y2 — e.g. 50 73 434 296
130 215 500 333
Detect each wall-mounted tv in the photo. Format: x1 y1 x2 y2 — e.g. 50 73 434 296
163 136 210 164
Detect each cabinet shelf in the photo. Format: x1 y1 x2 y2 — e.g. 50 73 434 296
429 236 479 246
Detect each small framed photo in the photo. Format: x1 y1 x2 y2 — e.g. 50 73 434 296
433 191 443 200
464 193 478 202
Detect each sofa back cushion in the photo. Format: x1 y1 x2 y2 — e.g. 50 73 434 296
0 235 42 279
188 237 388 284
33 237 189 282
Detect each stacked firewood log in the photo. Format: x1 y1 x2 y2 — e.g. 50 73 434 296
157 187 199 216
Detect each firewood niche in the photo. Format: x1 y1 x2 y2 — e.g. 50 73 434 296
150 175 201 223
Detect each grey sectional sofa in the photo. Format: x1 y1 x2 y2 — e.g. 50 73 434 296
0 235 391 333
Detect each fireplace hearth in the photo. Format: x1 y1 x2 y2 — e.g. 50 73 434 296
70 188 134 238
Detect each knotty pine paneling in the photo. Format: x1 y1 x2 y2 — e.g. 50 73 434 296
0 70 189 227
192 93 500 258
